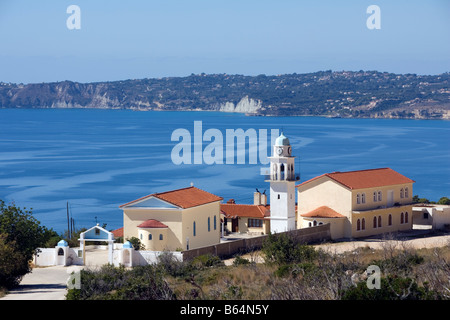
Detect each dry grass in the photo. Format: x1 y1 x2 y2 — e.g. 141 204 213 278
166 243 450 300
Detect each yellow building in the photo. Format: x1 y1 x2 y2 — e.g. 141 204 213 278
119 186 223 251
296 168 415 239
221 191 271 235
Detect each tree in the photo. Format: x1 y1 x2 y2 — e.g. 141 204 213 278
0 234 28 288
437 197 450 205
0 200 51 288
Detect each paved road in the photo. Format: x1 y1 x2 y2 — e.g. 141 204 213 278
1 247 108 300
0 266 81 300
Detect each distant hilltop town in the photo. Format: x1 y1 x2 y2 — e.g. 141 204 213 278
1 71 449 119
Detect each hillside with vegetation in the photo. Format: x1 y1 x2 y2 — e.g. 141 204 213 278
65 233 450 300
1 71 449 119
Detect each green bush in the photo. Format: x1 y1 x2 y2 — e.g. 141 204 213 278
190 254 224 269
66 264 175 300
341 276 441 300
262 233 317 265
0 200 55 289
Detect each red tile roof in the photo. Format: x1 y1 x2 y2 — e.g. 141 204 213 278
137 219 168 228
297 168 414 190
300 206 345 218
119 186 223 209
220 203 270 219
111 227 123 238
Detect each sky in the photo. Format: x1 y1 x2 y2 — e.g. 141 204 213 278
0 0 449 84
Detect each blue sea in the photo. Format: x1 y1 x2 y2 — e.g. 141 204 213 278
0 109 449 233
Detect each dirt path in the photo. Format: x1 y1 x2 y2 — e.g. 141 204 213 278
314 232 450 254
224 230 450 265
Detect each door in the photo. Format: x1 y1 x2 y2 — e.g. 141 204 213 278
387 190 394 207
232 218 239 232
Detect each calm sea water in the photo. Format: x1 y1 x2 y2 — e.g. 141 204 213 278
0 109 449 233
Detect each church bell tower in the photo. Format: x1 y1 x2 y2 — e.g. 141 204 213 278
267 132 297 233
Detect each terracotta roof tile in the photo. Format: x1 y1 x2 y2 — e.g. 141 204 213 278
297 168 414 190
120 186 223 209
300 206 345 218
137 219 168 228
111 227 123 238
220 203 270 219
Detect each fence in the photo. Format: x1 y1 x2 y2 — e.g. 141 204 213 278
182 223 331 261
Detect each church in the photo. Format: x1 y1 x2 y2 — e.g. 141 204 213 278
118 132 415 250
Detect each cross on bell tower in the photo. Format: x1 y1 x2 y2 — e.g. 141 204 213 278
266 132 296 233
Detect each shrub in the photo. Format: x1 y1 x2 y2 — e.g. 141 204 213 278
66 264 175 300
190 254 224 269
341 276 441 300
262 233 317 265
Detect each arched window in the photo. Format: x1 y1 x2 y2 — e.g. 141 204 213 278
357 194 361 204
401 212 404 224
388 214 392 226
373 216 377 228
357 219 361 231
148 233 152 240
405 212 409 223
313 220 317 226
208 217 211 232
58 248 64 256
362 218 366 230
373 191 377 202
308 222 312 227
193 221 196 236
400 188 404 198
140 233 143 240
362 193 366 204
378 191 382 202
159 234 163 240
405 187 409 198
378 216 382 228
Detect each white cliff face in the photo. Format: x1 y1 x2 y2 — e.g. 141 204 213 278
218 96 262 114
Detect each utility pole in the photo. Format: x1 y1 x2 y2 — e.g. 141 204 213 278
67 201 71 239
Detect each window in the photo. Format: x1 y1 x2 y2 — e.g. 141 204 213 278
208 217 211 232
357 194 361 204
378 216 382 228
373 191 377 202
193 221 196 236
377 191 382 202
362 218 366 230
362 193 366 204
423 212 429 219
400 188 404 198
405 187 409 198
159 234 163 240
214 215 217 230
308 222 312 227
313 220 317 226
373 216 377 228
140 233 143 240
405 212 409 224
388 214 392 226
95 228 100 236
277 194 280 200
148 233 152 240
248 219 263 228
357 219 361 231
401 212 404 224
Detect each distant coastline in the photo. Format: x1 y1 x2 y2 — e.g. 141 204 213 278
1 71 449 120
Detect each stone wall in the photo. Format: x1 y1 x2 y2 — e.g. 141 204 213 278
182 224 331 261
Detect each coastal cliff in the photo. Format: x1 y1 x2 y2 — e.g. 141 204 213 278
1 71 449 119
